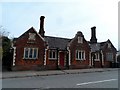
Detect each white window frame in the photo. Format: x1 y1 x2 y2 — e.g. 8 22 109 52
94 53 100 61
76 50 85 60
78 36 83 43
49 50 57 60
23 48 38 59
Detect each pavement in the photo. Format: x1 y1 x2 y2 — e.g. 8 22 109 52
1 68 119 79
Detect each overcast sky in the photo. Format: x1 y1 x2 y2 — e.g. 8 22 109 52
0 0 119 50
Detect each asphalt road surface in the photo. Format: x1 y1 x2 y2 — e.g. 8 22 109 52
2 70 118 89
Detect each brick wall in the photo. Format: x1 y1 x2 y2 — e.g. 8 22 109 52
13 28 46 70
69 32 90 69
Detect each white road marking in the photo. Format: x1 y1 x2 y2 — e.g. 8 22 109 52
76 79 117 86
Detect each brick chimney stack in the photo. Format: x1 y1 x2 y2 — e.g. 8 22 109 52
90 26 97 43
39 16 45 37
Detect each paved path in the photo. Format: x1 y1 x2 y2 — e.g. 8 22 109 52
1 68 118 79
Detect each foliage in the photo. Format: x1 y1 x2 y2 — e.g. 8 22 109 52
0 26 13 70
0 47 2 61
2 36 12 71
2 36 11 56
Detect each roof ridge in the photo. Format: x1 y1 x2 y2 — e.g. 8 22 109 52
45 36 71 40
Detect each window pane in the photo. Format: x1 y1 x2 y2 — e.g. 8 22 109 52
96 54 98 59
76 50 85 60
95 53 97 59
24 48 29 58
49 51 52 58
33 49 37 58
97 53 99 59
49 50 56 59
79 51 81 59
82 51 84 59
29 48 33 58
53 51 56 58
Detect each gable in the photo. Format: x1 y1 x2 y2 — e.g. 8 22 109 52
18 27 44 41
14 27 45 46
68 31 90 50
20 27 44 41
100 39 117 52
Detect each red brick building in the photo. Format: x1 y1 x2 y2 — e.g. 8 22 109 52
12 16 117 70
89 27 117 68
68 31 91 69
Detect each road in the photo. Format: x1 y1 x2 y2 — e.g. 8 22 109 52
2 70 118 89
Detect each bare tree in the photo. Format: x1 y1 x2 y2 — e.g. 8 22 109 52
0 25 10 47
0 26 9 37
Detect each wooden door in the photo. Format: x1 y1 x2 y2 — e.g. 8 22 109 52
59 52 64 67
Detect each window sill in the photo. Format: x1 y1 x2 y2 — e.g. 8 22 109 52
94 59 100 61
48 58 57 60
23 58 38 60
106 60 114 62
76 59 85 61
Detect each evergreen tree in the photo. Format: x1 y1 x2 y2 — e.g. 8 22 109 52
2 36 12 71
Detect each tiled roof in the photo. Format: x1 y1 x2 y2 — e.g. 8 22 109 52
13 32 116 52
88 39 117 53
89 43 101 52
88 41 108 52
99 41 107 50
44 36 71 50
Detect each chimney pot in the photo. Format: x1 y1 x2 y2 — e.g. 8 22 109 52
91 26 96 30
40 16 45 20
